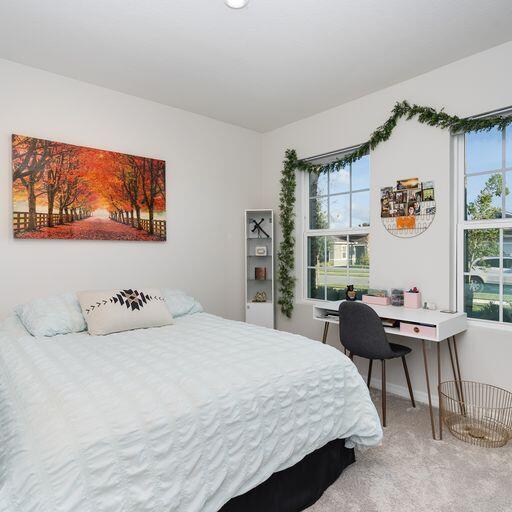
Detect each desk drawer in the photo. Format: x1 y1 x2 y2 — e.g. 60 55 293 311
400 322 436 338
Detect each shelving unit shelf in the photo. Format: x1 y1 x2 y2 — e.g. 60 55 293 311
245 209 274 328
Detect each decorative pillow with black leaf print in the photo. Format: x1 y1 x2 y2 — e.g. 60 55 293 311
77 288 173 335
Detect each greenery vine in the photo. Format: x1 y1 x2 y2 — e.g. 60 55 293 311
278 100 512 318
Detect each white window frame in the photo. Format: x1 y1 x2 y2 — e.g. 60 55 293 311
301 149 370 303
455 121 512 326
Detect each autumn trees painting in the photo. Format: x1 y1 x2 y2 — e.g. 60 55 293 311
12 135 166 241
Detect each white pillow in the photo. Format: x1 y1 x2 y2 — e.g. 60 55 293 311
15 293 87 337
78 288 173 336
163 289 203 317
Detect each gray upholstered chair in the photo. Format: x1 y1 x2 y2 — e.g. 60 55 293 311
338 301 415 426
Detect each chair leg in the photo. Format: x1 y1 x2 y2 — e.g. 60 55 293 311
348 352 354 361
367 359 373 388
401 356 416 408
381 360 386 427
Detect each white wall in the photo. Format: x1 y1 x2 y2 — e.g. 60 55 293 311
2 42 512 403
261 41 512 404
0 59 262 320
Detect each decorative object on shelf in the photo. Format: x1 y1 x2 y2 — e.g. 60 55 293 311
381 178 436 238
252 291 267 303
277 100 512 317
390 289 404 307
255 267 267 281
249 218 270 238
423 302 437 310
439 381 512 448
345 285 357 301
12 135 166 241
255 246 267 256
404 287 422 309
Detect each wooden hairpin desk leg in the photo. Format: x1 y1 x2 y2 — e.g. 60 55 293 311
452 335 463 383
448 335 465 415
422 339 437 439
437 342 442 440
321 322 329 344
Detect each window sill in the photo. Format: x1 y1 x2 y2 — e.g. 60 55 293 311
467 318 512 332
295 298 335 307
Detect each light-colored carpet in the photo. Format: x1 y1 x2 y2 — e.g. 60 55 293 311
307 391 512 512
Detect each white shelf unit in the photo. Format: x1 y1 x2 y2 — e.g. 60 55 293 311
245 209 274 328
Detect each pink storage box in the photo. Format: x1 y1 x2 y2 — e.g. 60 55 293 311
404 291 422 309
362 295 391 306
400 322 437 339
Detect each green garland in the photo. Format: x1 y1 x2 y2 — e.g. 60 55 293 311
278 100 512 318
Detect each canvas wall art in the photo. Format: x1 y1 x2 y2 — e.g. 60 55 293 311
12 135 166 241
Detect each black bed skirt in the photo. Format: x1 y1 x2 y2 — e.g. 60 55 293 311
220 439 355 512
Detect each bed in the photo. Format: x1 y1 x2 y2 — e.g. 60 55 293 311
0 310 382 512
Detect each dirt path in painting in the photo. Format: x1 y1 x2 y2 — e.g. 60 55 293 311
16 217 163 241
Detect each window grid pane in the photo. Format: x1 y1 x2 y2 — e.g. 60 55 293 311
326 235 348 301
329 167 350 195
329 194 350 229
309 197 328 229
352 190 370 228
348 234 370 297
309 172 328 197
465 127 503 174
351 154 370 191
465 172 503 220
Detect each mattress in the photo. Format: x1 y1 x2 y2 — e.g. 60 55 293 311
0 312 382 512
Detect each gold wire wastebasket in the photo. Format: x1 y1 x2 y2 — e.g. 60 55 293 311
439 381 512 448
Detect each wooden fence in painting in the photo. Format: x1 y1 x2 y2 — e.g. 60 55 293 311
139 219 166 239
13 211 91 234
110 215 166 240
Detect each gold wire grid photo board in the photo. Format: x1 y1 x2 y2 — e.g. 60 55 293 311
380 178 436 238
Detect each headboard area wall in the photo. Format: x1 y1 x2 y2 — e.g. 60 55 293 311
0 58 262 320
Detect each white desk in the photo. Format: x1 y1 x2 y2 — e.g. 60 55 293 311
313 300 468 440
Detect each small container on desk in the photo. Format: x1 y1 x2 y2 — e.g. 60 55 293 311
390 289 404 306
362 295 391 306
404 291 422 309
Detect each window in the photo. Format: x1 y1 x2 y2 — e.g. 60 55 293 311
457 123 512 324
305 152 370 301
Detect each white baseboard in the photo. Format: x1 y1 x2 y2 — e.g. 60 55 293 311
369 378 439 409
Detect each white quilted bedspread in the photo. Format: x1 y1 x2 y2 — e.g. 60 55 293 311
0 313 382 512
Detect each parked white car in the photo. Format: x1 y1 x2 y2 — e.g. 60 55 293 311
468 257 512 292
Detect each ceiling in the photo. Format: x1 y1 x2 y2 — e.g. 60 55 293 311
0 0 511 132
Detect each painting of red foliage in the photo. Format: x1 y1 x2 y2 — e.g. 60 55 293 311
12 135 166 241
